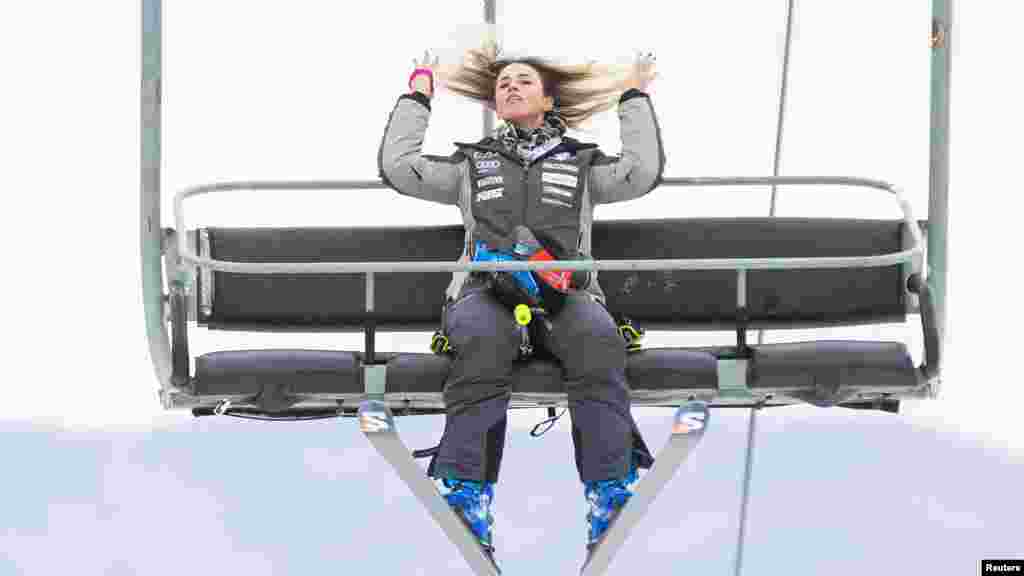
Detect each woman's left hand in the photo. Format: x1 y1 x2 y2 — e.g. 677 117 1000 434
625 51 658 93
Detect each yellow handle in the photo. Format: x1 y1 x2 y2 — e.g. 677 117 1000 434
514 304 532 326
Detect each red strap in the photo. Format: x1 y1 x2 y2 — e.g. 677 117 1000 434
528 250 572 292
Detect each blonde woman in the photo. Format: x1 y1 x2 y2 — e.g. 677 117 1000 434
378 40 663 561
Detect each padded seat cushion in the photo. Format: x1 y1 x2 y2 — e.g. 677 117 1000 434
748 341 916 388
192 348 720 396
193 350 362 395
748 340 917 406
192 341 915 404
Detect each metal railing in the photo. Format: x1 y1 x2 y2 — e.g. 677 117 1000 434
174 176 923 285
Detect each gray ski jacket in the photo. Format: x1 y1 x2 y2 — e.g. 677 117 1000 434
378 88 665 306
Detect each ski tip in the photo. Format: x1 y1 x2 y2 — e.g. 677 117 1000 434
671 401 709 436
357 400 394 434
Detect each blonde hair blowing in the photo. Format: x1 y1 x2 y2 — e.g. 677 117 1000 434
436 38 635 131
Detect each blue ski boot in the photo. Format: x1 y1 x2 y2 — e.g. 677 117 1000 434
584 466 639 553
441 477 497 556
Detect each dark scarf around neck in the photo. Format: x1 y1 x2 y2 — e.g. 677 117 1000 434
496 110 568 163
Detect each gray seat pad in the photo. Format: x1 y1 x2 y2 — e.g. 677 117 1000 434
192 341 914 399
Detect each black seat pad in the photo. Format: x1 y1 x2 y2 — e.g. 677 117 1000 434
193 340 914 401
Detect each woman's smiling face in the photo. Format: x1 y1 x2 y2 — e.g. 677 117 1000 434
494 62 554 129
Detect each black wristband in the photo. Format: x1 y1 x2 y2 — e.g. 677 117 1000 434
402 91 432 111
620 88 648 103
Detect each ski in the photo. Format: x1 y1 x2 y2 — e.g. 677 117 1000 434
358 400 502 576
580 401 710 576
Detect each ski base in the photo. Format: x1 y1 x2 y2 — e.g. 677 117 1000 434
580 401 709 576
359 400 502 576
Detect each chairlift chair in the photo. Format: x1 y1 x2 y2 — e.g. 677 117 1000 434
140 1 951 574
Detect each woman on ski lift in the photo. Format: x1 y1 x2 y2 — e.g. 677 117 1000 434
378 38 663 560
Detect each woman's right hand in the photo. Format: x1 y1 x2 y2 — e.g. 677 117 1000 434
410 50 440 98
624 51 658 93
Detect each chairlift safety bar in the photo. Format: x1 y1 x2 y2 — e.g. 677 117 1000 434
173 176 923 277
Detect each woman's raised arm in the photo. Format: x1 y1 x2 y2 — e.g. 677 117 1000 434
377 50 465 206
589 52 665 205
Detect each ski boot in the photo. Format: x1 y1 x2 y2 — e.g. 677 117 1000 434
441 477 497 558
584 466 639 553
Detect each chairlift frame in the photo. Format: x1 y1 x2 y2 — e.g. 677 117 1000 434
140 1 952 574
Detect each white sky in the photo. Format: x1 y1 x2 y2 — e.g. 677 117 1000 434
0 1 1021 451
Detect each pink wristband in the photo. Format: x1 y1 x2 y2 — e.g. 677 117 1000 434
408 68 434 93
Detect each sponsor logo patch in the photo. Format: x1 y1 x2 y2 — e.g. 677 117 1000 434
473 151 500 160
543 162 579 173
541 196 573 208
542 172 578 188
672 411 706 434
476 159 500 174
551 152 576 161
358 411 391 433
476 187 504 202
543 185 574 199
476 175 503 188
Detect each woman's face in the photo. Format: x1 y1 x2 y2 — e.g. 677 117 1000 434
494 62 554 129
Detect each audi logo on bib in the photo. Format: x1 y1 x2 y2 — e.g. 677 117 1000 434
476 160 500 174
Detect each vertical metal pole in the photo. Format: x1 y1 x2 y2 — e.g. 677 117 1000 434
365 272 375 364
733 405 760 576
483 0 496 138
736 269 748 352
765 0 796 225
927 0 952 397
756 0 795 351
739 0 795 573
142 0 173 402
737 269 747 308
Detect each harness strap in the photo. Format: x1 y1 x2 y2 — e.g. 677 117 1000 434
431 302 644 355
530 406 568 437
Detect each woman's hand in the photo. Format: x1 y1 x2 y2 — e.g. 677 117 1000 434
410 50 440 98
624 51 658 93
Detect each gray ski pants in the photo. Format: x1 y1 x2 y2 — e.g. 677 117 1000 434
427 273 654 485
